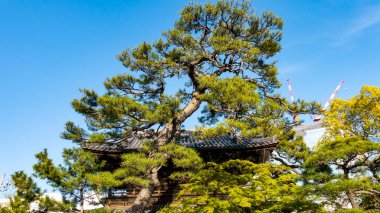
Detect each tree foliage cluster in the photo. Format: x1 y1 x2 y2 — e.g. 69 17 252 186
160 160 321 213
306 86 380 210
33 148 105 213
1 149 104 213
0 171 71 213
88 142 204 189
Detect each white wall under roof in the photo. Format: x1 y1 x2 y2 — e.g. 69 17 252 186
0 198 10 207
303 127 326 149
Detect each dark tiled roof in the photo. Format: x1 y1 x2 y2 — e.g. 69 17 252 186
293 122 323 136
82 131 277 153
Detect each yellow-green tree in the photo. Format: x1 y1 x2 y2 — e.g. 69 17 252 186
159 160 322 213
324 85 380 141
304 86 380 210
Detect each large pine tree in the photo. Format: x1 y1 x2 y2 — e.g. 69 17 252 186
62 1 318 212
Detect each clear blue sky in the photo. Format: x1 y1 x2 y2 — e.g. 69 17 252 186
1 0 379 191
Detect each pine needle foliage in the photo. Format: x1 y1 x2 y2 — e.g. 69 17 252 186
33 148 105 212
0 171 71 213
159 160 322 213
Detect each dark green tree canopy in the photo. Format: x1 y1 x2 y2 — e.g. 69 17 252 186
33 148 104 212
10 171 41 212
1 171 70 213
62 0 318 146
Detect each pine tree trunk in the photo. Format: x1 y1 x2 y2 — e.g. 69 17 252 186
347 190 357 208
80 188 84 213
343 169 357 208
129 168 160 213
128 93 202 212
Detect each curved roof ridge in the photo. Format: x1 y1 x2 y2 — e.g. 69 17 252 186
82 131 278 153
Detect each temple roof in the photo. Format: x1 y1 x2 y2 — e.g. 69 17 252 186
293 121 323 136
82 131 277 154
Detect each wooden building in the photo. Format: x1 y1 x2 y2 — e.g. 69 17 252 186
82 131 278 210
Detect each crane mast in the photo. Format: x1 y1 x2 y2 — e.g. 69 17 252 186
0 173 7 192
287 79 300 124
0 173 4 188
287 79 294 103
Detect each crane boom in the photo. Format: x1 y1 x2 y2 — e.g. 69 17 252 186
0 173 5 190
313 80 344 122
323 80 344 110
0 174 4 186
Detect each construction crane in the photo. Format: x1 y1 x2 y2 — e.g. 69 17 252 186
0 173 13 192
0 173 7 192
287 79 300 124
0 174 4 187
313 80 344 122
